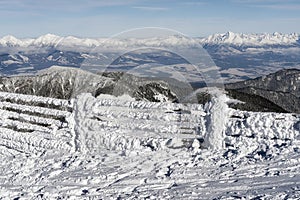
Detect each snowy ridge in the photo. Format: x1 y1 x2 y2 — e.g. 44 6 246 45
1 32 299 48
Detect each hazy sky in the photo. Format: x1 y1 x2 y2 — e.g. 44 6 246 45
1 0 300 38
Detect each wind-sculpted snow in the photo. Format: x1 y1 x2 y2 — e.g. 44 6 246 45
0 92 74 155
73 93 206 152
0 92 299 199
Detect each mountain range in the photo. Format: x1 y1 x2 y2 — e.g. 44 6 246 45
0 32 299 48
1 32 300 85
0 32 299 113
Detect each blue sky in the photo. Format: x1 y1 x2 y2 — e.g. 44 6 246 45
1 0 300 38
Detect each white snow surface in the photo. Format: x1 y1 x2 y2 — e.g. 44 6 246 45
0 92 299 199
0 32 299 49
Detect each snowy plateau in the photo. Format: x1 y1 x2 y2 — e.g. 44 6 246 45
0 32 299 199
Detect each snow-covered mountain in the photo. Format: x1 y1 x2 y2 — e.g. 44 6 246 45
0 66 114 99
0 66 186 102
202 31 300 46
0 34 197 49
0 32 299 48
226 69 300 113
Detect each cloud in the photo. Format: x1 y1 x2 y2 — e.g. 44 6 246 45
232 0 300 10
0 0 138 12
132 6 169 11
255 4 300 10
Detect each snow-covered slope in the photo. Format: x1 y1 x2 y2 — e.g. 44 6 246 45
0 91 299 198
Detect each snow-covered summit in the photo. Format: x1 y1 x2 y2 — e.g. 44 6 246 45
0 35 24 47
31 34 62 47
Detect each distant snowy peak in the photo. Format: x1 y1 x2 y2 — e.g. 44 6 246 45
0 35 24 47
31 34 62 47
202 31 300 46
0 32 299 48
